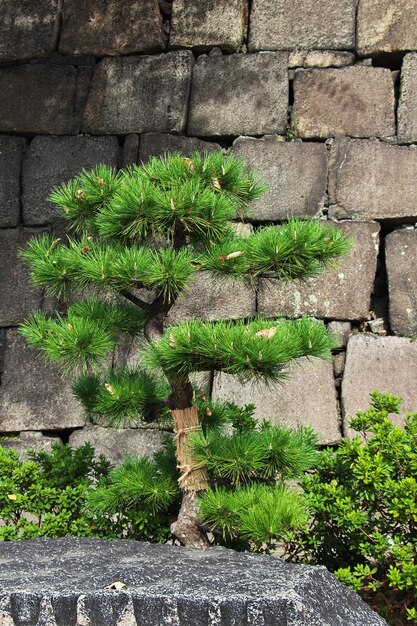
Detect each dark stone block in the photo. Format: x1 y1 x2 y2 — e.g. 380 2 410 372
139 133 221 162
0 136 25 227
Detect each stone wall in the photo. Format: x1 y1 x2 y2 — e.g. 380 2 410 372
1 0 417 462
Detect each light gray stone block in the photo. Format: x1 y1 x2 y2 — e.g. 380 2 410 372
0 432 62 461
398 53 417 144
328 321 351 348
0 136 24 227
386 229 417 336
357 0 417 56
288 50 354 68
139 133 221 163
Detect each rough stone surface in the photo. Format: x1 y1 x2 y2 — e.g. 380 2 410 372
328 321 352 348
342 334 417 436
82 52 193 135
0 136 24 227
213 358 340 445
0 537 387 626
385 229 417 336
22 135 120 225
0 331 85 432
69 426 167 464
170 0 247 52
122 134 140 167
188 53 288 137
60 0 164 56
398 53 417 144
0 64 77 135
288 50 354 68
258 222 380 321
0 0 60 62
232 136 327 221
166 272 255 324
139 133 221 162
357 0 417 56
331 139 417 221
292 67 395 139
0 432 63 460
248 0 356 51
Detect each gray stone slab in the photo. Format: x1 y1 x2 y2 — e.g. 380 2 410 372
0 136 24 228
288 50 354 69
0 0 60 62
82 52 193 135
292 67 395 139
258 221 380 322
139 133 221 162
188 52 288 137
232 136 327 221
59 0 165 56
22 135 120 225
328 321 351 348
248 0 356 51
342 334 417 437
0 330 85 432
170 0 247 52
0 64 77 135
0 432 63 461
357 0 417 56
0 537 387 626
385 229 417 336
213 358 340 445
398 53 417 144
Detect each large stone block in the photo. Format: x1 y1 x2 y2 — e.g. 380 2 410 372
385 229 417 336
0 330 84 432
0 0 60 62
59 0 164 56
231 136 327 221
0 136 24 228
357 0 417 56
292 67 395 139
331 139 417 221
398 53 417 144
0 64 77 135
258 221 380 321
342 334 417 436
188 52 288 137
248 0 356 51
22 136 120 225
82 52 193 135
139 133 221 163
1 432 62 461
170 0 247 52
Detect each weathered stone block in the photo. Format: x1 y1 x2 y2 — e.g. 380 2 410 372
292 67 395 139
0 330 84 432
82 52 193 135
139 133 221 162
231 136 327 221
248 0 356 51
288 50 354 69
0 64 77 134
328 320 351 348
1 432 62 461
342 334 417 436
188 53 288 137
121 134 140 167
60 0 164 56
385 229 417 336
331 139 417 221
398 53 417 144
22 136 120 225
0 0 60 62
0 136 24 227
258 222 380 321
170 0 247 52
213 358 340 445
357 0 417 56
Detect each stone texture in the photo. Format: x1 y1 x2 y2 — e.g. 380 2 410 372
258 222 380 322
139 133 221 162
0 229 44 326
385 229 417 336
0 136 24 227
342 334 417 436
357 0 417 56
0 537 387 626
82 52 193 135
122 134 140 167
331 139 417 221
0 0 60 62
292 67 395 139
1 432 63 460
170 0 247 52
248 0 356 51
22 135 120 225
288 50 354 68
232 136 327 221
328 321 352 348
69 426 166 465
188 53 288 137
60 0 165 56
213 358 340 445
0 64 77 135
398 53 417 144
0 330 85 432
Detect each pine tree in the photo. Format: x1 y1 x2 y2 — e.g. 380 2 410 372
20 152 350 548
